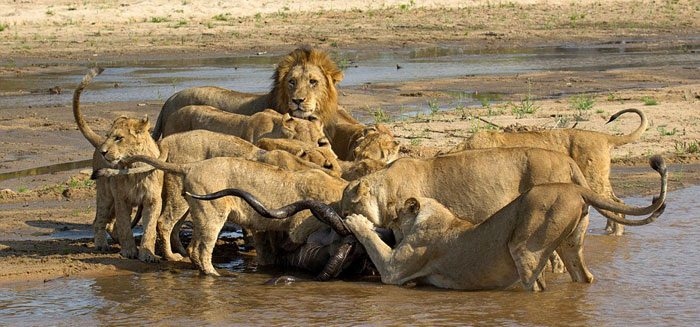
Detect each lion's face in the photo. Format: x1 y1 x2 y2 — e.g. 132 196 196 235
299 142 341 174
99 117 152 165
353 132 400 163
273 47 343 124
284 65 328 119
280 114 327 145
341 179 383 226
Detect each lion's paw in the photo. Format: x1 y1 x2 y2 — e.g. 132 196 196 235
119 247 138 259
138 248 160 263
345 214 374 233
165 253 185 262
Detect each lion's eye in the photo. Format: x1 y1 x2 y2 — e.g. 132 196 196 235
114 136 123 142
309 79 318 87
288 79 296 87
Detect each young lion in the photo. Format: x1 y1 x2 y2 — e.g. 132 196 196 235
344 156 667 291
111 155 349 276
73 68 163 262
161 105 327 146
327 123 400 163
255 138 341 176
448 108 648 235
97 129 342 261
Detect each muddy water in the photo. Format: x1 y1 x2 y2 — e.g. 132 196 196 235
1 43 697 111
1 187 698 325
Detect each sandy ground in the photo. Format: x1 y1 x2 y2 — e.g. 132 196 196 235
0 0 699 286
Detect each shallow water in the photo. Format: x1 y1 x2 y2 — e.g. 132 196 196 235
1 186 698 326
1 43 697 112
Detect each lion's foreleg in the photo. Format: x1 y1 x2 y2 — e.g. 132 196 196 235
138 196 162 263
93 179 114 251
114 197 138 259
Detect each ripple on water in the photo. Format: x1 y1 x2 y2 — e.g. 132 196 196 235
1 187 699 326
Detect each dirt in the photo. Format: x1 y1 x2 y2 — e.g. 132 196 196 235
0 0 699 286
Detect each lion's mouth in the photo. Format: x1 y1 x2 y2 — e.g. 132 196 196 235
291 108 314 118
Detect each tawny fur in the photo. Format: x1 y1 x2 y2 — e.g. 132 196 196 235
97 130 342 261
345 157 666 291
151 47 358 140
447 108 648 235
161 105 327 146
73 68 163 263
112 155 348 276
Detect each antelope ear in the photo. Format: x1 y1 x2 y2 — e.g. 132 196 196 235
404 198 420 215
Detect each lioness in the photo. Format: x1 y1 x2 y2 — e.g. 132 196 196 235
96 129 342 261
73 68 163 262
327 123 400 163
161 105 328 146
340 147 597 228
151 47 358 140
448 108 648 235
111 155 349 275
343 156 667 291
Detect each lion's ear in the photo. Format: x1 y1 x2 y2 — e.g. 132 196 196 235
357 179 370 196
136 115 150 134
363 126 378 137
330 70 344 85
281 113 294 128
404 198 420 215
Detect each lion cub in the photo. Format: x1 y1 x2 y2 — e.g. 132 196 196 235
161 104 327 146
97 130 342 261
73 68 162 262
344 157 667 291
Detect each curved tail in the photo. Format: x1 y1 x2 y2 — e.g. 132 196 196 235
121 155 188 175
606 108 648 146
73 67 106 148
186 188 351 236
582 155 667 226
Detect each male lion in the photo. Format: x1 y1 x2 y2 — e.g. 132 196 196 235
151 47 358 140
73 68 163 262
96 129 342 261
447 108 648 235
343 156 667 291
161 105 328 146
110 155 350 275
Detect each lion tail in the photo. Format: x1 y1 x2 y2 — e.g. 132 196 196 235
581 155 667 226
122 155 189 175
73 67 106 148
605 108 648 146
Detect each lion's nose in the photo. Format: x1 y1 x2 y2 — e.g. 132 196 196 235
292 98 305 106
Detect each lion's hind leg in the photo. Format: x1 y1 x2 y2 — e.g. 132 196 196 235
557 208 594 284
187 199 229 276
93 178 114 251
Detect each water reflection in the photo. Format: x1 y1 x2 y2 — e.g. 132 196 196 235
1 186 699 325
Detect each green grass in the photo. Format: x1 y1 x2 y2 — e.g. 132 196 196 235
399 0 416 11
368 106 391 123
150 16 169 23
172 19 187 28
427 99 440 115
569 94 595 121
641 96 658 106
0 23 7 32
675 141 700 154
46 9 54 16
212 13 230 21
657 125 678 136
17 186 29 193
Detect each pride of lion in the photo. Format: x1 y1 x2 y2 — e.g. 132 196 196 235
71 47 667 292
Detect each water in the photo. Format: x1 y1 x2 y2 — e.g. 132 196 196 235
1 186 698 326
1 43 697 110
